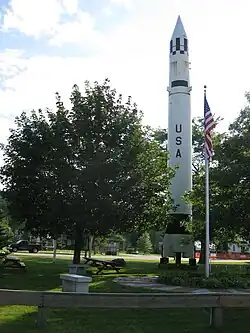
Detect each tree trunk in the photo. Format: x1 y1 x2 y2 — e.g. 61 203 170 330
199 240 205 264
52 239 57 264
88 235 94 258
175 252 182 266
83 234 88 258
23 230 29 240
73 227 82 264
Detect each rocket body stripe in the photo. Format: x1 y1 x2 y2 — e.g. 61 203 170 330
167 16 192 215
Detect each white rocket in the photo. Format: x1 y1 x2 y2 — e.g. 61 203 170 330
167 16 192 216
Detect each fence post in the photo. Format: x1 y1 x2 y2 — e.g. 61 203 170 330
210 307 223 329
37 293 46 329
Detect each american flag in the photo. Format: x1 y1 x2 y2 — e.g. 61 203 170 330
204 95 216 160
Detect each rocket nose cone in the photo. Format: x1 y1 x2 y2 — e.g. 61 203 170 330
171 15 187 39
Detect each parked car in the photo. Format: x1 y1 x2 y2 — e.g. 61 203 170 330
8 240 42 253
126 248 139 254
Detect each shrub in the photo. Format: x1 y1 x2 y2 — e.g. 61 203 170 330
158 268 250 289
0 224 11 249
111 258 126 267
137 232 152 254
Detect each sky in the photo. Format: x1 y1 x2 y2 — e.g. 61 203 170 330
0 0 250 147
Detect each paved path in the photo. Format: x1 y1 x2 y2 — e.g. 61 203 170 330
14 252 161 261
14 252 250 263
114 276 250 294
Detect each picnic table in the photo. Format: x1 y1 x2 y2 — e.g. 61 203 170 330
82 257 123 275
0 252 26 269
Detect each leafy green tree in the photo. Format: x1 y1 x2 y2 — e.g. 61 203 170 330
0 224 9 249
149 230 164 253
151 128 167 148
0 196 13 248
186 97 250 263
184 117 229 263
212 93 250 240
0 79 175 263
137 232 153 254
124 231 139 249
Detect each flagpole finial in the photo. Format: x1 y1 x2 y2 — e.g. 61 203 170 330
204 85 207 96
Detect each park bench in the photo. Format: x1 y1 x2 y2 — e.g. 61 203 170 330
0 252 26 270
82 257 124 274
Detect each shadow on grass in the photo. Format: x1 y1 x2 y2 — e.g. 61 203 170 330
0 306 212 333
0 258 159 292
0 257 70 291
1 306 250 333
1 258 250 332
2 258 250 293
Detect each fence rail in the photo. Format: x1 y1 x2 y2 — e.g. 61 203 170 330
1 289 250 329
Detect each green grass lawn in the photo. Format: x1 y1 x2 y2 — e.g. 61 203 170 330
0 257 250 333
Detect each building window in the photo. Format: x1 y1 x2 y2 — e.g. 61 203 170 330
176 38 180 51
170 40 173 53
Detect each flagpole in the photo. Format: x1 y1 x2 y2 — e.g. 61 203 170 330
204 85 210 278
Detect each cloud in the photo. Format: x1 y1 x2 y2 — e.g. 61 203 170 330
1 0 250 150
102 6 113 17
1 54 101 113
109 0 133 9
2 0 99 48
0 44 168 145
61 0 78 15
49 11 103 48
0 49 26 82
2 0 64 38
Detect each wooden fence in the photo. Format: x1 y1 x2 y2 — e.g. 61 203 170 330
1 289 250 329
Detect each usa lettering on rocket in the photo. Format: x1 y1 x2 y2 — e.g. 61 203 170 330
167 16 192 216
